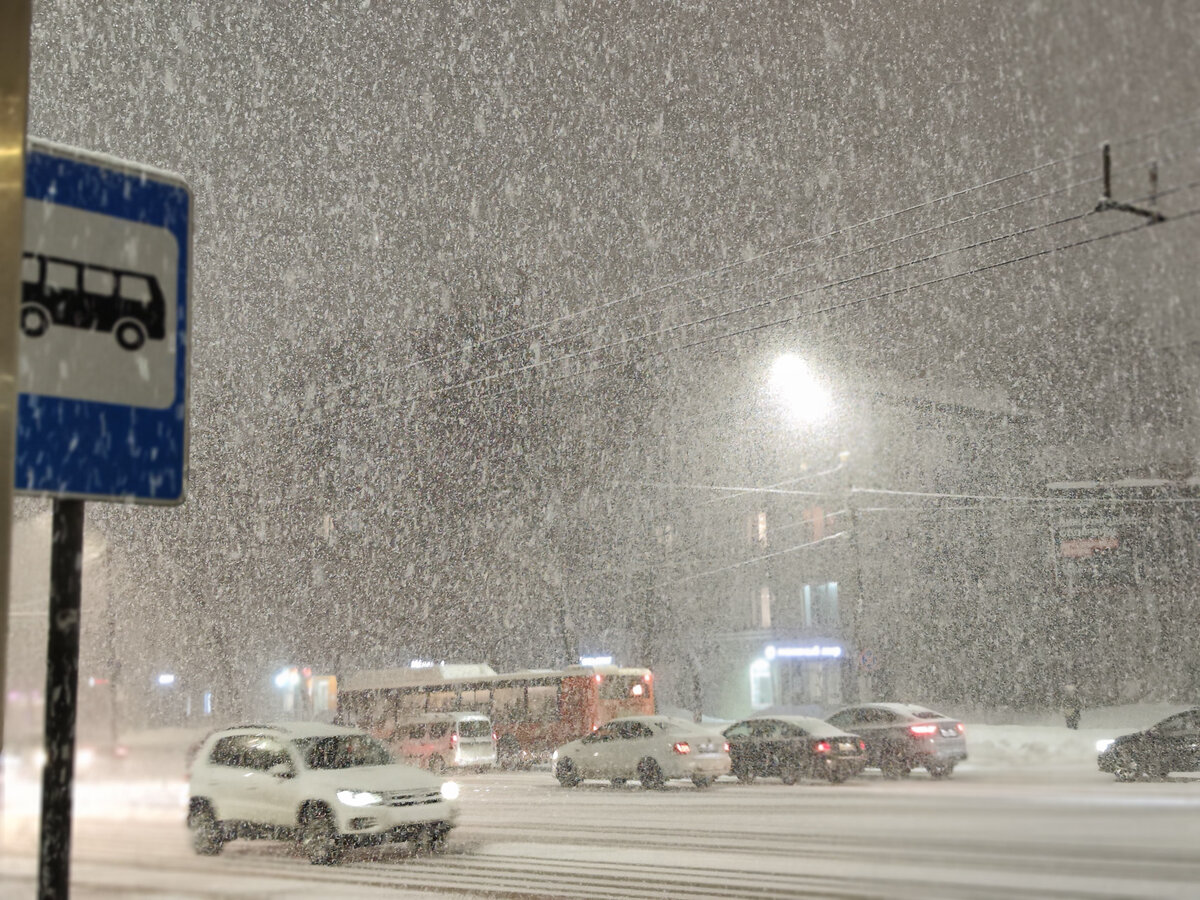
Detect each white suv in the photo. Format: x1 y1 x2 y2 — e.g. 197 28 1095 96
187 722 459 864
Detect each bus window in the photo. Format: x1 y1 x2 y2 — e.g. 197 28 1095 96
119 273 154 303
464 687 493 713
395 691 426 715
84 266 116 296
21 255 39 283
45 260 78 292
428 689 458 711
527 685 559 722
492 685 525 724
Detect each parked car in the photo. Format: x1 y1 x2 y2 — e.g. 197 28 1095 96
388 712 497 772
723 715 867 784
552 715 731 789
825 703 967 779
187 722 460 864
1097 707 1200 781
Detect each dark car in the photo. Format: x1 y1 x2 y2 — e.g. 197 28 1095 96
722 715 867 784
1097 707 1200 781
825 703 967 779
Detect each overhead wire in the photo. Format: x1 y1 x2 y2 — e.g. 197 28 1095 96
397 112 1200 379
397 143 1200 403
395 180 1200 406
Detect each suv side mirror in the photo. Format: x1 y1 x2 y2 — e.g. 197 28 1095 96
268 762 294 779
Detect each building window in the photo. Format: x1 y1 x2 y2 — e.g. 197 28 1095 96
750 510 768 544
804 582 839 629
749 659 773 709
753 584 772 628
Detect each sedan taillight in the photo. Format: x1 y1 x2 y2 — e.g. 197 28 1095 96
813 741 831 754
909 723 939 736
723 741 730 753
672 742 691 755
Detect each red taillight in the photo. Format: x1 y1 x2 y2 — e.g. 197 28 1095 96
451 732 459 745
492 731 498 742
672 742 691 755
858 740 866 751
643 673 652 682
956 723 965 735
814 741 831 754
723 741 730 753
909 723 938 736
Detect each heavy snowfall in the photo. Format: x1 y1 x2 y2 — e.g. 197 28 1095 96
4 1 1200 897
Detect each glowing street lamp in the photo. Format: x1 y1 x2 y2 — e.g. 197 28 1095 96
768 354 832 424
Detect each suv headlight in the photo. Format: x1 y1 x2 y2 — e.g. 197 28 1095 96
440 781 460 801
336 790 383 807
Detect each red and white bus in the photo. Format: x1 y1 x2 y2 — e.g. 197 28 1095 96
336 663 654 767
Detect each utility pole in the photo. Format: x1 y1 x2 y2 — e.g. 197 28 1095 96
1094 143 1166 223
840 450 870 702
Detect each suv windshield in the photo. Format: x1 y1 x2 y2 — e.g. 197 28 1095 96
293 735 392 770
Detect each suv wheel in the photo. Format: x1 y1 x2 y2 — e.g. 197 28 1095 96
189 802 224 856
299 806 342 865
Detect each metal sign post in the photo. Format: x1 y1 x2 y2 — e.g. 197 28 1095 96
38 498 83 900
16 141 191 899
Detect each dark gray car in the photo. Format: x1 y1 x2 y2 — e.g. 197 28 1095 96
825 703 967 779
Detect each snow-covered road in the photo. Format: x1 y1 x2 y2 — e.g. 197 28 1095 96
2 720 1199 898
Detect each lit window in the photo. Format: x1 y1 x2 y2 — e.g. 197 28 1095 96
749 659 773 709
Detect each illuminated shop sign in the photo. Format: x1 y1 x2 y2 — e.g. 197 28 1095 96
764 644 843 660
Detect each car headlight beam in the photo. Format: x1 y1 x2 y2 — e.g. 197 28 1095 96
440 780 460 801
336 789 383 807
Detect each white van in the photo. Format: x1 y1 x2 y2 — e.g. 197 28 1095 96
392 712 497 772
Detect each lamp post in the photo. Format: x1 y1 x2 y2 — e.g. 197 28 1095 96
761 353 841 708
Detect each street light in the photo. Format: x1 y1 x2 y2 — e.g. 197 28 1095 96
768 353 832 425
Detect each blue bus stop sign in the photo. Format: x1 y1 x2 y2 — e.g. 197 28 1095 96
16 140 190 504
